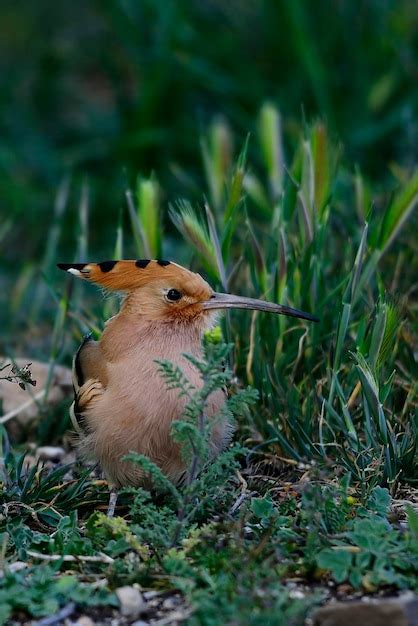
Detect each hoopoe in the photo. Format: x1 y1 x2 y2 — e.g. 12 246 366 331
58 259 317 501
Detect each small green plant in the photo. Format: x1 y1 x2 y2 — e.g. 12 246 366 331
0 430 104 528
0 362 36 391
316 487 418 591
0 564 116 624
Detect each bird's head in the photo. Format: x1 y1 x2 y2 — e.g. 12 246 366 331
57 259 318 326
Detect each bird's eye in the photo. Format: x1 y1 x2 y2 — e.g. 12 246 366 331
166 288 182 302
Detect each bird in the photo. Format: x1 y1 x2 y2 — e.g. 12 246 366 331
58 259 317 509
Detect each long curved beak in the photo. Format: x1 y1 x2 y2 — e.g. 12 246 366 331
202 292 319 322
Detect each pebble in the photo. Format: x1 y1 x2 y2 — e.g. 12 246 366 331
312 595 418 626
72 617 95 626
116 585 145 619
0 561 27 578
162 597 178 610
36 446 66 460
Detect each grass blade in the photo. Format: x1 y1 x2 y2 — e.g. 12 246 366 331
201 117 233 212
205 203 228 291
378 170 418 254
126 188 150 258
345 222 368 304
369 302 387 372
259 103 284 200
333 303 351 372
136 175 161 258
169 200 218 278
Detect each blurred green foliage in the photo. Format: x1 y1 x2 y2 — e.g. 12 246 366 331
1 0 418 261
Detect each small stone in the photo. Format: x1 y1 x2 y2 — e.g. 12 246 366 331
36 446 66 460
0 359 72 437
143 590 159 600
73 617 95 626
312 595 418 626
0 561 27 578
131 622 149 626
162 597 178 610
116 585 145 618
336 583 353 595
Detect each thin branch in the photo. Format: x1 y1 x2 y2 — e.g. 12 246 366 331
27 550 114 564
34 602 75 626
0 389 47 424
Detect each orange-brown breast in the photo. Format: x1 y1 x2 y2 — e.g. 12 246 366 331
77 314 232 487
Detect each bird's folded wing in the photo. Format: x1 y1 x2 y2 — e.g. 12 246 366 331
72 334 107 391
71 335 107 433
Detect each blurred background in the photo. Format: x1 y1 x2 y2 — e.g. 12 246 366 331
1 0 417 257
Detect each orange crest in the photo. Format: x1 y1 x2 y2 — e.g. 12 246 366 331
57 259 204 291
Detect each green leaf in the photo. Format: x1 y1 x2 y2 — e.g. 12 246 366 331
300 139 314 218
333 303 351 372
406 505 418 538
352 351 381 422
377 301 402 368
348 517 391 550
369 303 387 372
224 134 248 224
123 452 182 503
201 117 233 212
251 497 275 521
136 175 161 258
317 549 352 582
367 486 391 517
169 200 218 278
344 222 368 304
259 103 284 199
312 122 333 215
378 170 418 254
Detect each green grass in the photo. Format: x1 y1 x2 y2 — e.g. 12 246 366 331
0 106 417 624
